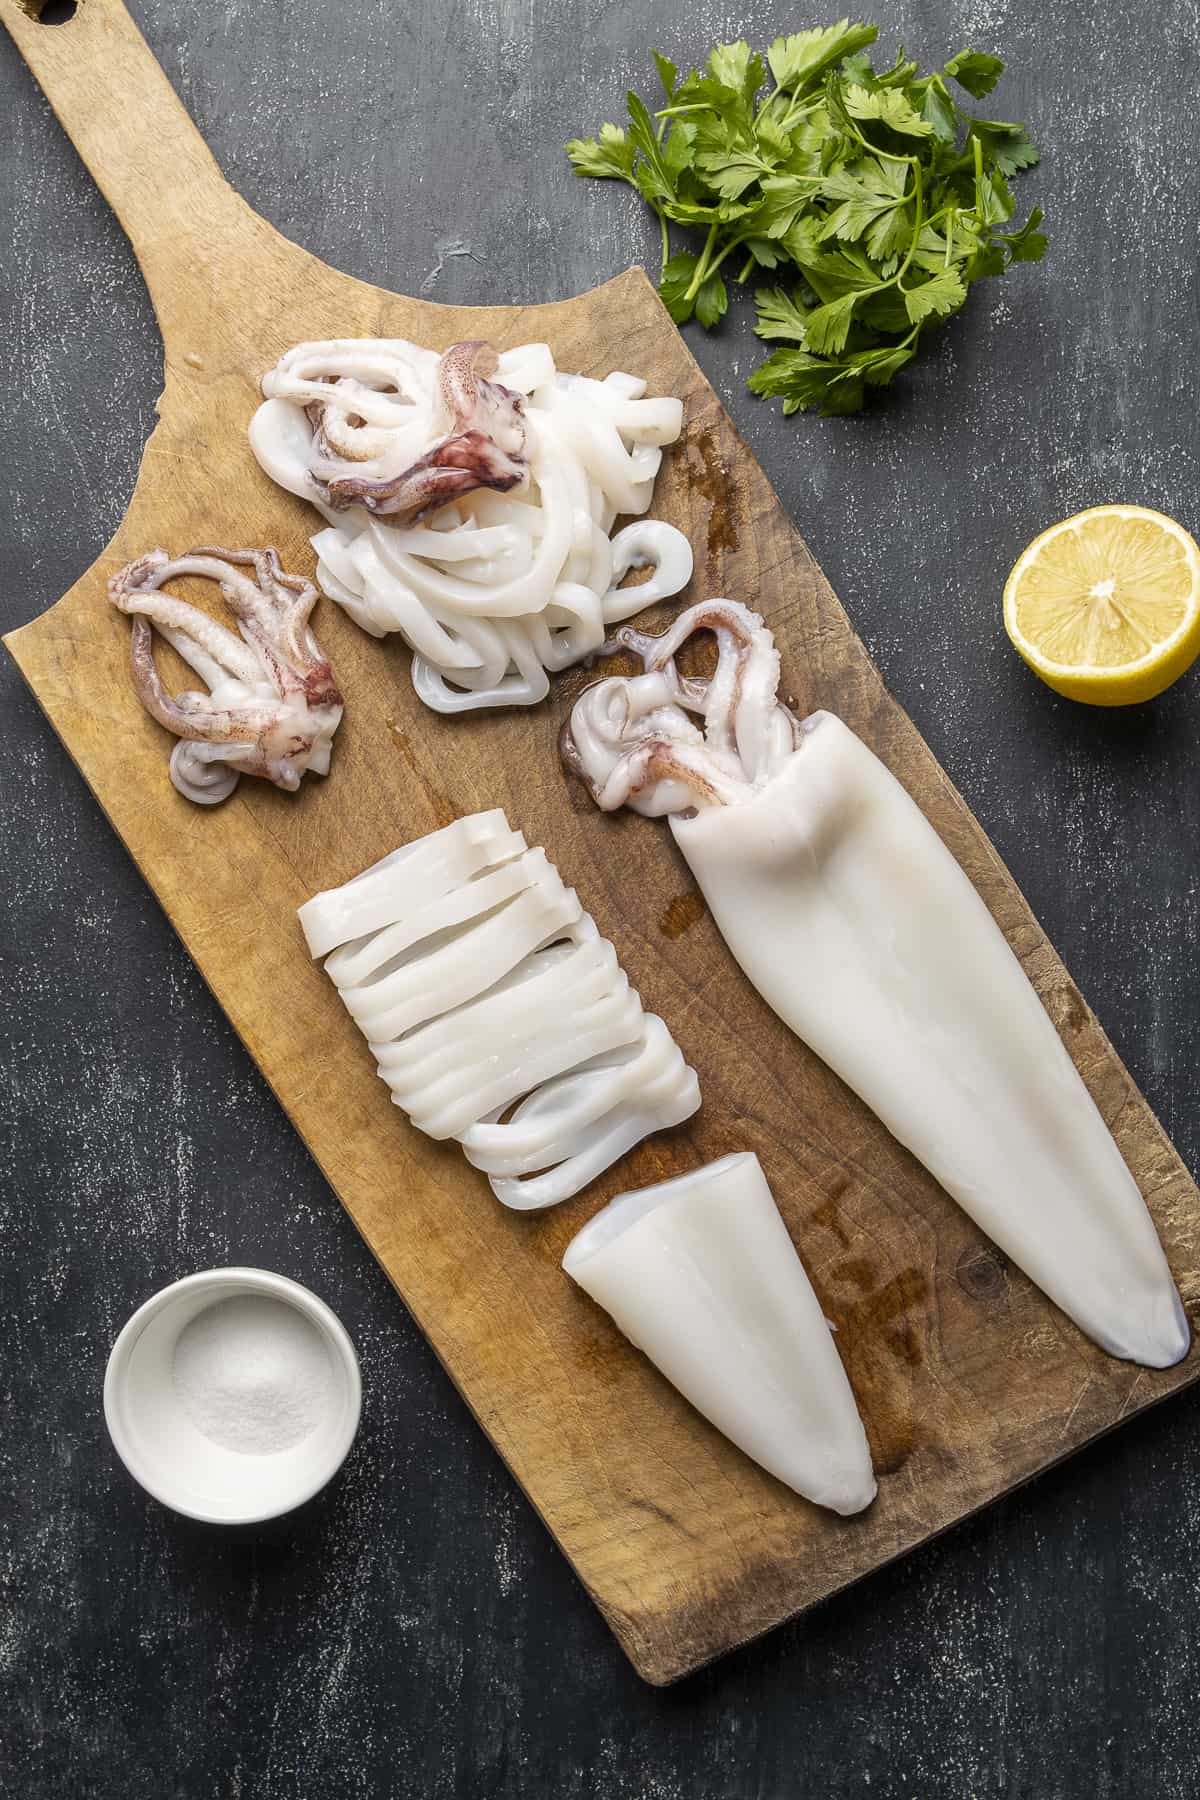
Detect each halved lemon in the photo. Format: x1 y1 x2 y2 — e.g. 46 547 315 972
1003 505 1200 705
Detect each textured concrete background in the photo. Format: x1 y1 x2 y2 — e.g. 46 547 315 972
2 0 1199 1794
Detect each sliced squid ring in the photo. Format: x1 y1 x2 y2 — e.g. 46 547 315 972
252 337 691 711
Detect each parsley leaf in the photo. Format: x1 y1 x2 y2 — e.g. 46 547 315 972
742 235 783 269
567 20 1046 415
817 160 910 242
653 51 678 102
969 117 1041 176
803 288 865 352
658 252 701 323
918 78 959 141
944 49 1005 99
903 267 968 325
566 124 636 182
754 286 812 343
1001 206 1048 263
695 270 730 328
850 339 919 384
663 121 696 181
625 91 677 201
767 21 879 91
748 349 862 415
697 146 777 200
843 84 934 138
707 39 765 104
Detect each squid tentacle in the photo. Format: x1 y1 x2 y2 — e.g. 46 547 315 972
616 599 785 773
559 718 746 814
115 590 266 690
185 547 296 630
616 597 761 673
316 340 529 525
189 547 340 699
127 619 267 743
561 599 797 816
108 547 343 806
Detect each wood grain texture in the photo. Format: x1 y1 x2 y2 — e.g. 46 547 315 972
4 0 1200 1694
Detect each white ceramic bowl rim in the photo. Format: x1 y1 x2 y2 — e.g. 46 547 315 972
104 1267 362 1524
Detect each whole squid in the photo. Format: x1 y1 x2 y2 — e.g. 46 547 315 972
562 601 1189 1371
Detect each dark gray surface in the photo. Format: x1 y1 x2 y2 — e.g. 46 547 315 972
2 0 1198 1793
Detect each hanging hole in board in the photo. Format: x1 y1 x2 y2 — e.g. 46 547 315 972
18 0 78 22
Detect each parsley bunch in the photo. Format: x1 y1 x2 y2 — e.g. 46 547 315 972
566 20 1046 415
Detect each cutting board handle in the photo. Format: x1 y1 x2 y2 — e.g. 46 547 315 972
1 0 262 346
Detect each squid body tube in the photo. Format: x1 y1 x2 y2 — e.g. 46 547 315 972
673 714 1189 1370
563 1151 877 1516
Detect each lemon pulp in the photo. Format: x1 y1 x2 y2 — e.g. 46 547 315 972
1003 505 1200 705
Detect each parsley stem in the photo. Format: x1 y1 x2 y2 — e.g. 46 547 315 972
840 115 918 167
737 251 755 283
972 133 985 218
658 209 670 278
754 81 784 124
708 237 745 275
758 90 822 136
892 162 926 289
684 223 720 300
682 226 759 303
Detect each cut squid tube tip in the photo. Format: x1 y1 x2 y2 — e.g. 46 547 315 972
563 1152 877 1517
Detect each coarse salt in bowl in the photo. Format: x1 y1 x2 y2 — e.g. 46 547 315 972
103 1268 361 1523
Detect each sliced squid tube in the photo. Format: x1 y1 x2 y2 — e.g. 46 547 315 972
324 848 553 990
463 1023 700 1208
388 979 644 1134
487 1078 699 1211
495 341 556 392
461 1017 686 1175
397 987 648 1143
602 521 695 624
304 812 701 1201
411 621 552 712
371 937 617 1082
563 1152 876 1515
343 881 583 1040
672 715 1189 1370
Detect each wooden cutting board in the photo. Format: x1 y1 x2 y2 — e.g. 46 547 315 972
6 0 1200 1686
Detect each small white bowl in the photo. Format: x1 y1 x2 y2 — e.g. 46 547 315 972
104 1268 361 1523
